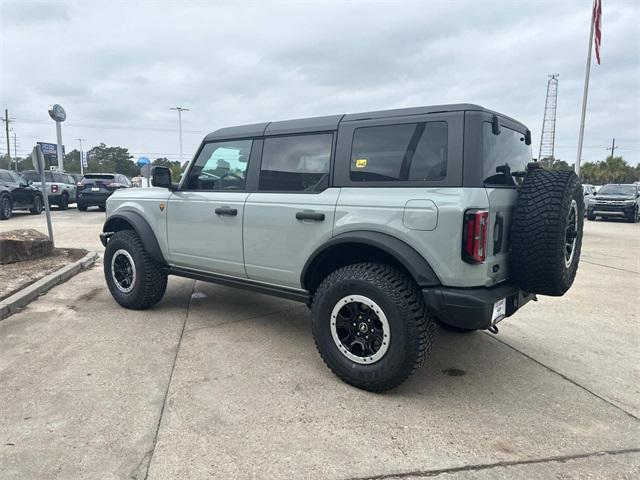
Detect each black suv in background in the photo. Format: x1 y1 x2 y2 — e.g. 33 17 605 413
0 169 44 220
77 173 131 211
588 183 640 222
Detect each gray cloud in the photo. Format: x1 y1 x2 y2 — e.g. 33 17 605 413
1 0 638 165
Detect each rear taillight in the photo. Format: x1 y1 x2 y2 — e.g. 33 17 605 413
462 209 489 264
107 182 122 189
51 185 59 193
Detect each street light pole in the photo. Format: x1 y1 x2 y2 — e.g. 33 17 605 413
76 138 86 175
170 106 189 166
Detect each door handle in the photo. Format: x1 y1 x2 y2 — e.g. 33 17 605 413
215 206 238 216
296 211 325 221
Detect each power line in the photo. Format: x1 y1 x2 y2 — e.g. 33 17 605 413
11 117 207 134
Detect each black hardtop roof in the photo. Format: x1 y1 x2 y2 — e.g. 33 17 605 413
204 104 526 141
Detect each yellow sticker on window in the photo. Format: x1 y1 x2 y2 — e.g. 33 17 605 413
355 158 368 168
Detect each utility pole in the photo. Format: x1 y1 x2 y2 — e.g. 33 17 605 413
76 138 86 175
12 130 18 171
170 107 189 166
3 109 10 168
605 138 618 158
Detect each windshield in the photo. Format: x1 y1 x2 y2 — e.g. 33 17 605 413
598 184 635 196
82 174 115 184
482 122 531 187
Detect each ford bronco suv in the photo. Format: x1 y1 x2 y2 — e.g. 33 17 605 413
100 104 584 391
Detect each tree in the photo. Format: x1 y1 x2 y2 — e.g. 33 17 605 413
85 143 137 177
579 155 639 184
539 156 573 171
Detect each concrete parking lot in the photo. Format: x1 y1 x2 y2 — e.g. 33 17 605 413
0 208 638 479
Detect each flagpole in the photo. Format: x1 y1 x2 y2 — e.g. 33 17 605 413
575 0 596 178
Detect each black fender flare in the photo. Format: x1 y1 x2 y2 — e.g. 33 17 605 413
102 211 166 264
301 230 441 289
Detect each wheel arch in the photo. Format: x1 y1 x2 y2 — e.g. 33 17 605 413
301 231 441 293
103 211 165 264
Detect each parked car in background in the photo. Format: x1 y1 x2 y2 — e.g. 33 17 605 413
77 173 131 211
583 184 596 215
130 176 143 188
21 170 77 210
0 169 44 220
587 183 640 222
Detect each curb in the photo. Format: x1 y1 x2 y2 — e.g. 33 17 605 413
0 250 98 321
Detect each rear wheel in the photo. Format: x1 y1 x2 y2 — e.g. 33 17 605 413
104 230 167 309
98 205 106 212
29 195 43 215
0 195 12 220
311 263 435 392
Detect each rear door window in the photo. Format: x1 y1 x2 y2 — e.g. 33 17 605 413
258 133 332 192
350 122 447 182
482 123 532 187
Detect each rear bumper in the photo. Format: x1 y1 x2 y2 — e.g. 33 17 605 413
423 283 536 330
78 192 111 206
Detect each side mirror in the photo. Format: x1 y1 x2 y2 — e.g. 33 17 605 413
151 166 173 190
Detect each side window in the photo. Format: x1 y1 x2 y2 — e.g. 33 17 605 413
0 172 13 182
44 171 54 182
184 139 252 191
259 133 332 192
53 172 65 183
350 122 447 182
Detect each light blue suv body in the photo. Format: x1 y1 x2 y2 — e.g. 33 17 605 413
101 104 557 391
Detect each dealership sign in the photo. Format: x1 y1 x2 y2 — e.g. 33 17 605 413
37 142 65 168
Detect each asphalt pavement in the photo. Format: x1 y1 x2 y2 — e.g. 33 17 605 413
0 207 638 479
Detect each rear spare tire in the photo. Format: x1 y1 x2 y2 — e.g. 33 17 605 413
510 169 584 296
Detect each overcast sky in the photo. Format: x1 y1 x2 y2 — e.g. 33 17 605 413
1 0 638 166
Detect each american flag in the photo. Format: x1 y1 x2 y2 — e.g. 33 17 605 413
593 0 602 64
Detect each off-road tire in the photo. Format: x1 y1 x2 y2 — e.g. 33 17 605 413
77 202 88 211
29 195 43 215
0 195 12 220
104 230 167 310
58 193 69 210
510 169 584 296
628 206 639 223
311 263 436 392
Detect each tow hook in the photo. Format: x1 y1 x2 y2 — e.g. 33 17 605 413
488 325 499 334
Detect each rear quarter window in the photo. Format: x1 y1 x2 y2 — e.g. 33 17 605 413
350 122 447 182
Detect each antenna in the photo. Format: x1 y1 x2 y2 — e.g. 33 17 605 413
538 74 559 162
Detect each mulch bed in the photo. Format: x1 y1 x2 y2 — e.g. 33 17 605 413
0 248 88 301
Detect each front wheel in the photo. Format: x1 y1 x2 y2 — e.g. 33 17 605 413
104 230 168 309
77 202 88 211
311 263 435 392
0 195 12 220
29 196 43 215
